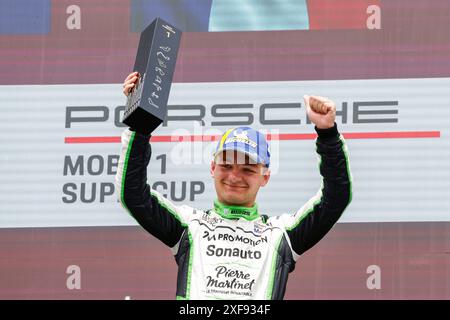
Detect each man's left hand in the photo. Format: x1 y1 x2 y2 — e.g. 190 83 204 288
303 95 336 129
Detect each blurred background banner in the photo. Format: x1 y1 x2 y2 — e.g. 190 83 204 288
0 0 51 34
0 0 449 299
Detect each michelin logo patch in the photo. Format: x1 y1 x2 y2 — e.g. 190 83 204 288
224 130 257 148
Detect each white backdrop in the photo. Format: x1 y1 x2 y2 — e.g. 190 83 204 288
0 77 448 227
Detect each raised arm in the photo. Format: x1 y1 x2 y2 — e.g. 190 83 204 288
115 73 187 248
278 96 352 257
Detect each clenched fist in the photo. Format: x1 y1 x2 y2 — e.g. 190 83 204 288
303 95 336 129
123 71 140 97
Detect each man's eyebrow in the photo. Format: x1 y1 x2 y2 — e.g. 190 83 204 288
242 164 259 168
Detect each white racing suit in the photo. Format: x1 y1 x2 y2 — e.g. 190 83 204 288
115 124 352 300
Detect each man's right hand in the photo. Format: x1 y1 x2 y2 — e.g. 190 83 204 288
123 71 139 97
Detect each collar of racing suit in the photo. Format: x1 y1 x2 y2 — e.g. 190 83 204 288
213 200 260 221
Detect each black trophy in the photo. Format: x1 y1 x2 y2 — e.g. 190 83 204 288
122 17 182 135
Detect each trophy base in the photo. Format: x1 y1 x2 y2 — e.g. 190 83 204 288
122 107 163 136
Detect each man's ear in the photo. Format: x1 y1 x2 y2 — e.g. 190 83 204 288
210 160 216 178
261 168 271 187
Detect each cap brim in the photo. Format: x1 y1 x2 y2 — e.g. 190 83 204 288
214 146 262 165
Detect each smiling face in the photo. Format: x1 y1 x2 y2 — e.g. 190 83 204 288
210 150 271 207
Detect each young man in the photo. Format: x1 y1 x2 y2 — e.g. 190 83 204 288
115 72 352 300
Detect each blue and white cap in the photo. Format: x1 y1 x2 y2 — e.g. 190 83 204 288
214 127 270 167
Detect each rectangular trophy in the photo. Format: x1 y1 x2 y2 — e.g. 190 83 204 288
122 17 182 135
